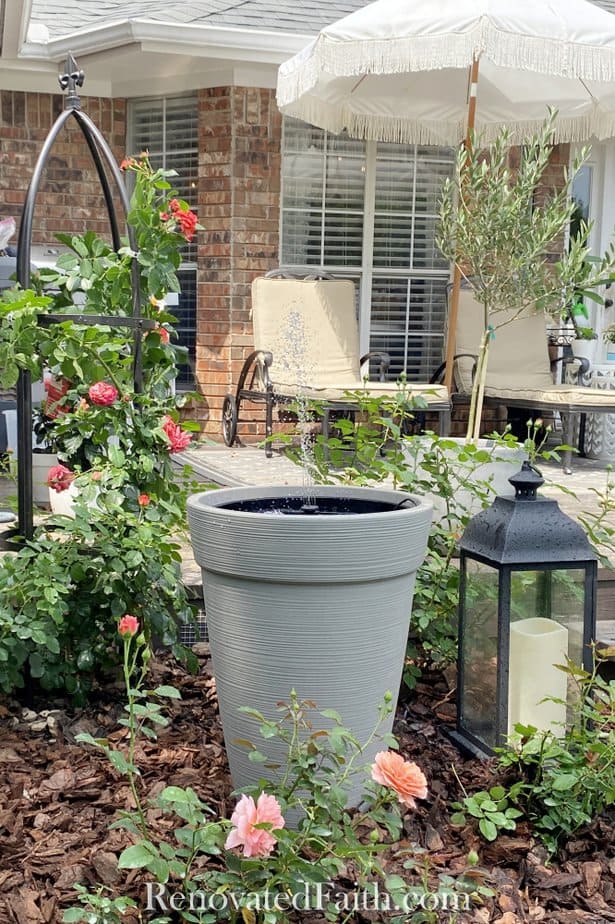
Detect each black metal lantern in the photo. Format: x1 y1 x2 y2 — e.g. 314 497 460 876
451 461 597 758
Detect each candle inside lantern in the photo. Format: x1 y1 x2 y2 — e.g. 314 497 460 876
508 617 568 736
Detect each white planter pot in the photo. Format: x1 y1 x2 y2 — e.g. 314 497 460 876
32 452 58 507
48 480 78 517
571 338 597 364
402 436 527 523
187 484 432 805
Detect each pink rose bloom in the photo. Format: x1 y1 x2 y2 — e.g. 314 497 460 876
371 751 428 809
118 615 139 637
46 464 74 493
225 793 285 858
137 493 150 507
162 415 192 453
88 382 119 406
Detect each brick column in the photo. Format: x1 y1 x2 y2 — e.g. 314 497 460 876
196 86 281 438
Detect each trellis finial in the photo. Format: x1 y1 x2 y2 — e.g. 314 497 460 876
58 52 84 109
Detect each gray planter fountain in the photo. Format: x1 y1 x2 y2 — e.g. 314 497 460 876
187 484 432 804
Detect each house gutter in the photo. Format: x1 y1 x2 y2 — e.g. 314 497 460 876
19 18 313 66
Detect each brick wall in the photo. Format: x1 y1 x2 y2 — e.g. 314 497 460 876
195 86 281 438
0 91 126 245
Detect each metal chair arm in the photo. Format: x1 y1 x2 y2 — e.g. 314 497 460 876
360 350 391 382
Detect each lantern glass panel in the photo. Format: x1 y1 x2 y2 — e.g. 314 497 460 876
460 559 499 750
508 568 587 737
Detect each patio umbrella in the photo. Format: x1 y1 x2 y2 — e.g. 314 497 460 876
277 0 615 390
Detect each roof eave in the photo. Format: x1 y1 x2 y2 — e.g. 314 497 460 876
20 18 313 66
3 0 33 58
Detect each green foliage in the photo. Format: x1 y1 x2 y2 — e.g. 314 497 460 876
110 691 408 920
577 465 615 568
0 504 197 699
450 785 523 842
62 884 138 923
77 625 183 834
575 325 597 341
495 654 615 853
452 653 615 853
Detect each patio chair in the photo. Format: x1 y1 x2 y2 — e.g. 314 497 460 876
221 271 451 456
453 287 615 471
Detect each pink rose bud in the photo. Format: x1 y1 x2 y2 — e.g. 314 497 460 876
118 615 139 637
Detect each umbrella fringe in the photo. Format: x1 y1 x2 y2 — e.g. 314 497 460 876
278 23 615 108
279 101 615 147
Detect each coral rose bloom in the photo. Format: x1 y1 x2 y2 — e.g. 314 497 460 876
46 464 74 493
371 751 428 809
88 382 119 406
225 793 285 858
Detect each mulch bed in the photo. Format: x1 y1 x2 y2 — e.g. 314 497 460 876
0 649 613 924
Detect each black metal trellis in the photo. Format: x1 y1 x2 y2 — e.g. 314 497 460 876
12 53 155 543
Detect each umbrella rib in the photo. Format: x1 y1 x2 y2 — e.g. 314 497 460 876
350 74 368 96
579 77 596 105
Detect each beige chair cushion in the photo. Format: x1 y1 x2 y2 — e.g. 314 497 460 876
484 384 615 409
273 380 449 405
251 276 449 407
454 288 554 395
252 277 362 390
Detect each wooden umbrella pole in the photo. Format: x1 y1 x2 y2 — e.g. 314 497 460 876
443 56 480 394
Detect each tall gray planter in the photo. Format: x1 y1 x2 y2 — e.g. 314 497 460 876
187 484 432 805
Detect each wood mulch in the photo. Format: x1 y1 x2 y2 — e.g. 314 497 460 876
0 649 613 923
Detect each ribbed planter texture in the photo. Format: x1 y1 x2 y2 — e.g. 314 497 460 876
187 484 432 804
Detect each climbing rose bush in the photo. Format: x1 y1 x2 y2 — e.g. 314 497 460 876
0 154 202 697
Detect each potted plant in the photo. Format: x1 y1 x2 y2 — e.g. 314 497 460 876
603 323 615 362
571 325 598 365
437 110 615 442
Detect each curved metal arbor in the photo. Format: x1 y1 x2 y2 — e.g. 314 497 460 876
14 54 154 541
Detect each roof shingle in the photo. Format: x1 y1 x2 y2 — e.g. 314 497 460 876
30 0 372 37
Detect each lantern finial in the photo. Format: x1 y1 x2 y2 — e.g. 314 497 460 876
508 461 544 499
